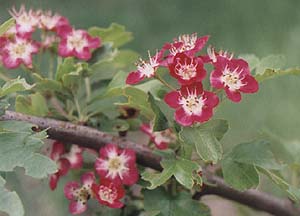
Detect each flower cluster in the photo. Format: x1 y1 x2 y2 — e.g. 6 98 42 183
0 5 101 69
62 144 138 214
44 141 83 190
126 34 259 126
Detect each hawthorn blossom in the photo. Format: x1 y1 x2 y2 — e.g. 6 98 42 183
64 172 95 215
126 51 160 85
140 123 176 150
62 145 84 169
1 36 39 69
92 178 125 208
201 46 234 63
9 5 40 37
210 56 259 102
57 27 101 60
164 82 219 126
39 10 69 31
95 144 139 186
161 33 209 65
168 53 206 85
48 141 71 190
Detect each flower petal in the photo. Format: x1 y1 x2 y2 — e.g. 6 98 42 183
69 200 87 215
240 75 259 93
225 87 242 102
126 71 144 85
164 91 180 108
64 182 80 200
174 108 193 126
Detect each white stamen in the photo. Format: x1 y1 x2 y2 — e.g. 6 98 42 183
179 88 206 115
220 65 245 91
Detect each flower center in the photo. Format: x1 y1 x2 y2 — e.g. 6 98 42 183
108 157 122 170
175 59 197 80
179 91 205 115
136 52 159 78
67 33 87 51
73 186 91 205
221 66 245 91
99 185 117 204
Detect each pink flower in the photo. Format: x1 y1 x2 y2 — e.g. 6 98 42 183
62 145 83 169
58 27 101 60
48 141 71 190
161 33 209 65
9 5 40 38
140 123 176 150
39 11 69 31
64 172 95 215
201 46 234 63
168 53 206 85
95 144 139 186
210 56 259 102
92 178 125 208
164 82 219 126
1 36 39 69
126 51 160 85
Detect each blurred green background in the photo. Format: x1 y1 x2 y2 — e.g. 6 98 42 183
1 0 300 215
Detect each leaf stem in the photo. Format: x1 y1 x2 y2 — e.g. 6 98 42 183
155 74 177 91
84 77 91 102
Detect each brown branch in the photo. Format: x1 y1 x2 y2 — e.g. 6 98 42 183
1 110 299 216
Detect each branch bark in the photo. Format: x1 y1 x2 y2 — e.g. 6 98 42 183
1 110 299 216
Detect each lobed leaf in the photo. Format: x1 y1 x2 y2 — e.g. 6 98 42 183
0 18 15 36
0 121 57 178
0 176 24 216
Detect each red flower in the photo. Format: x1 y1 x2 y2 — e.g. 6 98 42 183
201 46 234 63
164 83 219 126
126 51 160 85
95 144 139 186
48 141 71 190
210 56 259 102
9 5 40 38
58 27 101 60
64 172 95 215
92 178 125 208
1 36 39 69
62 145 83 169
161 33 209 65
140 123 176 150
39 10 69 31
168 53 206 85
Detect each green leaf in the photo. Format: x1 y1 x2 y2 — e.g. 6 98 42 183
0 121 57 178
254 55 286 75
144 188 211 216
255 68 300 82
117 87 154 119
142 157 200 189
32 73 63 93
179 120 228 164
163 158 200 189
221 156 259 190
257 167 299 201
0 18 15 36
55 57 76 82
90 50 139 82
0 77 33 97
141 164 174 190
89 23 133 48
0 176 24 216
228 140 282 170
15 93 49 117
148 93 169 131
